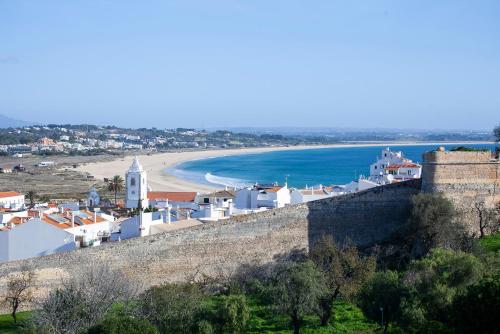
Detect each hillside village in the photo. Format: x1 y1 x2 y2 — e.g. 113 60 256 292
0 147 426 263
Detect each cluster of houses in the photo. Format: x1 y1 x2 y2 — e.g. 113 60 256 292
0 148 421 263
0 135 145 156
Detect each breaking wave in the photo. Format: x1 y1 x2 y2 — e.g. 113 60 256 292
204 173 251 188
165 167 250 189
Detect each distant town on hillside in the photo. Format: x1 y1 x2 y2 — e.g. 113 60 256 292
0 123 495 157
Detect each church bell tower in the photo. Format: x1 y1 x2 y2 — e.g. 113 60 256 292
125 156 148 209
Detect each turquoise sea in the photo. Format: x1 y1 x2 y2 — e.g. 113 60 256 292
167 144 496 189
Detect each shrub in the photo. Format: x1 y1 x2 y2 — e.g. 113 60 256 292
138 283 204 334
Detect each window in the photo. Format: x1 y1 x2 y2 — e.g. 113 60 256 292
408 170 412 175
130 177 135 186
203 198 209 204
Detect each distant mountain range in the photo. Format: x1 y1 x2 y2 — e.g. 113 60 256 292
0 114 32 128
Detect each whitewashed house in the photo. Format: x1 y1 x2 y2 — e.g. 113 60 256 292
117 209 174 240
368 148 421 184
235 184 291 209
0 191 25 211
148 191 198 210
0 218 76 263
290 186 334 204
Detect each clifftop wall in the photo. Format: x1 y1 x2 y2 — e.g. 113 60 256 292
0 180 421 308
422 149 500 233
1 148 499 310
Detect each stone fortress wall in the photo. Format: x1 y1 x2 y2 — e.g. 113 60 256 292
0 147 498 309
421 149 500 233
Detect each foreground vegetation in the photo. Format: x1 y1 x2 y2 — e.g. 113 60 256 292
1 194 499 334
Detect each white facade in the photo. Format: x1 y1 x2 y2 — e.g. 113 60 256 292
0 192 25 211
125 157 149 209
368 148 422 184
87 187 100 207
0 219 76 263
118 210 173 240
290 186 333 205
235 184 290 209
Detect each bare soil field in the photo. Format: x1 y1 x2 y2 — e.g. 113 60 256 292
0 154 124 201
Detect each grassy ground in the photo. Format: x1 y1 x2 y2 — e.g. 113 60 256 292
1 300 390 333
479 233 500 252
0 312 32 334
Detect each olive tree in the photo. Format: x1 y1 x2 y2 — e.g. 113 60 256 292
407 193 462 256
357 270 405 334
270 260 327 334
309 236 376 326
138 282 204 334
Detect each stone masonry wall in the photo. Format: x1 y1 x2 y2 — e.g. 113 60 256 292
0 180 421 310
422 150 500 234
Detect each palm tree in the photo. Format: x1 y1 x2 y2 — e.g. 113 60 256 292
107 175 124 206
26 191 37 208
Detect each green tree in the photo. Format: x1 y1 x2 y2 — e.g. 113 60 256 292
357 270 405 334
25 191 37 208
107 175 124 206
271 261 327 334
401 248 484 329
451 275 500 334
216 295 250 334
87 314 159 334
138 283 204 334
309 236 376 326
407 193 462 256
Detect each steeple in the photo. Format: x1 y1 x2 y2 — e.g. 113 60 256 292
125 156 148 209
129 156 143 172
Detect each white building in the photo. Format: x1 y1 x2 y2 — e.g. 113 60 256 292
148 191 198 210
290 186 333 204
125 157 149 209
0 209 115 263
0 191 25 211
87 187 100 207
117 210 173 240
368 148 421 184
235 184 291 209
0 218 76 263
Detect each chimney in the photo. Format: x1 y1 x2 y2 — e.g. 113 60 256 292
71 212 75 228
93 211 97 223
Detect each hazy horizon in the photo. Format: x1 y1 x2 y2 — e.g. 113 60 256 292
1 1 499 130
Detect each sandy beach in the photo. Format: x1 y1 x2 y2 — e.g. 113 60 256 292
75 142 492 194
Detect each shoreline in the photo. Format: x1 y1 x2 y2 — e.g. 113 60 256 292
75 141 494 193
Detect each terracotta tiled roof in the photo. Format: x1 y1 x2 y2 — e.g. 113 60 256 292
0 191 22 199
148 191 197 202
9 217 26 225
385 163 420 170
265 186 283 193
42 210 106 230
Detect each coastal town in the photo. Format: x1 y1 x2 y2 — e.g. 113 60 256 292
0 146 425 263
2 0 500 331
0 124 493 157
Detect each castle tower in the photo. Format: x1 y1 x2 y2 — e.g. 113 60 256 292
125 156 149 209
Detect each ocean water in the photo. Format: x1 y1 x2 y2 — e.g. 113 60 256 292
167 144 496 189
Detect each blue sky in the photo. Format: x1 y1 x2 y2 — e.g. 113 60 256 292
1 0 499 130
